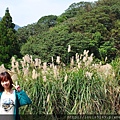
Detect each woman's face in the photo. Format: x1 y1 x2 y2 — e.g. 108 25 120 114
1 79 10 90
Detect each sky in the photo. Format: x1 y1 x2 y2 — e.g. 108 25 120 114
0 0 98 27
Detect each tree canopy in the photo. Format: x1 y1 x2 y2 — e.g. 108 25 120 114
1 0 120 67
18 0 119 63
0 8 19 67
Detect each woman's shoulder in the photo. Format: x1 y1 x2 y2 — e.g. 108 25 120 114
15 90 24 94
15 90 26 96
0 91 3 97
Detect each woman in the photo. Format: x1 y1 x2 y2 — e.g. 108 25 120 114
0 71 32 120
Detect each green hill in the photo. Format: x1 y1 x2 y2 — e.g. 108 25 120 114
16 0 120 63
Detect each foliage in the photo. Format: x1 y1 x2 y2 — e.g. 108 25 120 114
16 0 120 64
1 51 119 117
0 0 119 117
0 8 20 67
1 0 119 67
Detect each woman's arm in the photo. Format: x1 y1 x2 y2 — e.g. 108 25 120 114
12 82 32 107
16 90 32 107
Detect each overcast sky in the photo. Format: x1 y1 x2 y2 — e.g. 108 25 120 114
0 0 98 27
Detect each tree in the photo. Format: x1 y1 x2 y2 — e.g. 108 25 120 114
37 15 57 28
0 8 19 67
19 0 120 63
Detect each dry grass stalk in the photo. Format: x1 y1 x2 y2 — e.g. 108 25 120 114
43 75 47 82
32 69 38 79
93 63 115 79
11 56 16 69
51 56 54 65
70 56 74 68
43 62 47 71
85 71 93 79
49 63 54 69
23 67 29 77
34 58 41 68
20 60 26 69
0 64 6 73
47 94 50 103
56 56 60 64
83 56 87 63
30 55 33 64
83 50 89 57
64 74 68 83
23 54 31 64
68 45 71 53
82 50 93 67
76 53 80 63
53 65 59 79
15 61 20 74
77 62 82 68
11 74 18 81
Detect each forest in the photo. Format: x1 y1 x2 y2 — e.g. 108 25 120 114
0 0 120 67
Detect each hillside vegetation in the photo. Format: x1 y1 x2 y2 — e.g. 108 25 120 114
0 0 120 67
0 50 120 116
16 0 120 64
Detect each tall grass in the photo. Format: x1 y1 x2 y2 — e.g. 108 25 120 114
1 50 120 115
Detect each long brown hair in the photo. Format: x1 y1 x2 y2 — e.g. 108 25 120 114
0 71 13 92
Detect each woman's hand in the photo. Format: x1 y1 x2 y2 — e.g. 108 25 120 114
12 81 21 92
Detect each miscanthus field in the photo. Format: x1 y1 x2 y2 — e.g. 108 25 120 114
0 49 120 116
